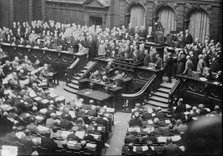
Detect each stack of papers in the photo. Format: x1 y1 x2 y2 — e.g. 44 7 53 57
148 120 153 124
60 131 71 140
49 92 57 98
75 131 85 139
171 135 181 142
86 143 96 148
34 97 42 101
37 125 49 133
157 136 166 143
41 99 49 104
55 96 65 102
142 146 148 151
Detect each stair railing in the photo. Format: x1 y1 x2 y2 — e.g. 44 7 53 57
168 79 181 109
79 61 97 80
65 58 80 84
121 74 157 99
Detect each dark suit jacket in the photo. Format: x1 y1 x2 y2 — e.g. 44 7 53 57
162 143 182 156
129 118 143 127
184 33 193 44
165 57 173 76
41 137 57 152
124 134 140 144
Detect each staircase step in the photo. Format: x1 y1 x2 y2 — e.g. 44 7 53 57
144 104 168 111
77 73 84 77
67 83 79 90
153 92 169 98
160 82 175 89
64 86 78 94
146 100 169 108
149 96 169 103
80 69 87 73
74 76 81 80
71 79 79 85
157 88 171 94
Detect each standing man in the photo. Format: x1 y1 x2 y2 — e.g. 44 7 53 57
184 29 193 45
183 55 194 76
164 52 173 83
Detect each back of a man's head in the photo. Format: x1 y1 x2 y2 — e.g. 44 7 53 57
183 116 222 154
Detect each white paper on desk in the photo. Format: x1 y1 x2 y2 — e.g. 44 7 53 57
97 126 102 131
184 111 190 115
37 125 49 132
150 146 155 151
165 120 171 124
133 146 137 152
186 104 191 109
171 135 181 142
56 111 62 116
55 96 65 101
2 145 18 156
86 143 96 148
67 140 77 147
39 108 47 114
157 136 166 143
128 127 133 132
49 92 57 98
135 127 140 133
15 132 26 139
148 120 153 124
75 131 85 139
42 99 49 104
2 79 8 84
34 97 42 101
91 134 99 140
69 111 76 118
29 91 36 98
35 116 44 121
61 131 71 139
107 108 114 113
142 146 148 151
152 113 156 117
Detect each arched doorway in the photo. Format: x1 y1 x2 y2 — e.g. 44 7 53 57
156 6 176 36
128 4 145 28
187 8 210 43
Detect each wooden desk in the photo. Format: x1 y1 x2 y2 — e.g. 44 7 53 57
177 74 222 104
79 78 122 92
75 88 114 107
0 42 88 79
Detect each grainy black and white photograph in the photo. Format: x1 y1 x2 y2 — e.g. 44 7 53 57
0 0 222 155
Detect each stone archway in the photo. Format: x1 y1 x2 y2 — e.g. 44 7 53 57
155 5 176 36
126 3 146 28
186 7 210 43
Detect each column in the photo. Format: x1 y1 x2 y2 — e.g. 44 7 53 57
41 0 46 21
9 0 14 27
28 0 33 22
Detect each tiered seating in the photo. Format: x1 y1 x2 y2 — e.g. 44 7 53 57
122 101 222 155
0 58 115 156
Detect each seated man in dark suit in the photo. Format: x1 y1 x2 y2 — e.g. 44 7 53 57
162 137 183 156
129 112 143 127
124 133 140 144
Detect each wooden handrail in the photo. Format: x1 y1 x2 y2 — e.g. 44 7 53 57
79 62 97 80
121 74 156 99
169 79 181 96
65 58 80 83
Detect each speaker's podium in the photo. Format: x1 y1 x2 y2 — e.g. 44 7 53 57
75 88 114 107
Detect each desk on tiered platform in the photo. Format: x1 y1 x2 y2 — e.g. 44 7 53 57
177 74 222 105
75 88 114 108
0 43 88 79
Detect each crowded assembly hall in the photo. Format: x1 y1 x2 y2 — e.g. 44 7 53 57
0 0 222 155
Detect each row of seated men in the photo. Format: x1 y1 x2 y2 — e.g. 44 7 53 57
122 98 222 155
0 58 114 155
0 55 56 89
89 62 130 88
